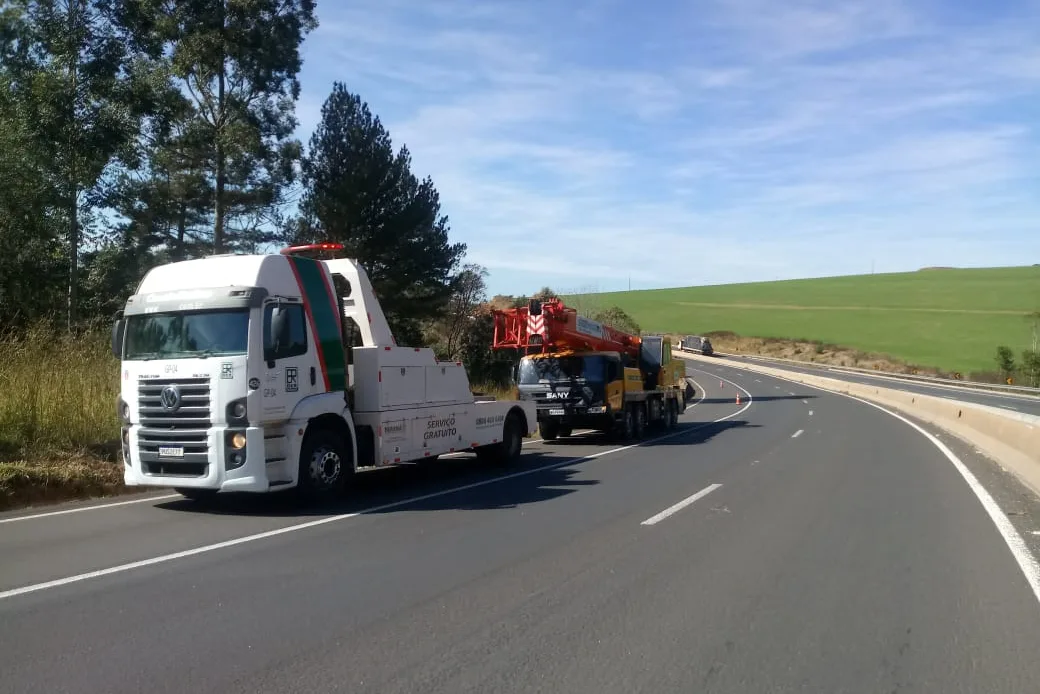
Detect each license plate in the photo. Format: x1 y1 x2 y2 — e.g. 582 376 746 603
548 409 565 416
158 446 184 458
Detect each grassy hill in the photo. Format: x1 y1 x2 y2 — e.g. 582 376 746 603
567 266 1040 376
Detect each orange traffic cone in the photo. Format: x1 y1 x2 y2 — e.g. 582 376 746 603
736 393 741 405
720 379 724 389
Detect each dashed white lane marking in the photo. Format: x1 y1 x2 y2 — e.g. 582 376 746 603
641 484 723 526
792 429 804 438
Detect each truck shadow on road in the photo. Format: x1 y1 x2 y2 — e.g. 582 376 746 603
540 419 759 448
153 419 756 518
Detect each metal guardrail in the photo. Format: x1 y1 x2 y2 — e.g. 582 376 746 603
680 347 1040 398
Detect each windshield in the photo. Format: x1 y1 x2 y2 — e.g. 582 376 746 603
519 355 607 385
123 309 250 360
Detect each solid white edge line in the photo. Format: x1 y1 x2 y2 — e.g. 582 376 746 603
641 483 723 526
0 381 744 602
791 429 804 438
729 363 1040 608
0 494 182 524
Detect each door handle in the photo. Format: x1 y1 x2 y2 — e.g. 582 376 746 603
310 367 316 386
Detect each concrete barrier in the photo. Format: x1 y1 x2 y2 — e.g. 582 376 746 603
680 353 1040 497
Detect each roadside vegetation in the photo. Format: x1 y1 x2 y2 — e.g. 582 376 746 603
0 328 123 509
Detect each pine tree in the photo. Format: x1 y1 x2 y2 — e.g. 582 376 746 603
118 0 316 252
297 83 466 346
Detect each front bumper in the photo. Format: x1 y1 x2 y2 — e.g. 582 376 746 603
123 426 272 492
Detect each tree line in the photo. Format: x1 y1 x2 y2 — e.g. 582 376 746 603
0 3 454 339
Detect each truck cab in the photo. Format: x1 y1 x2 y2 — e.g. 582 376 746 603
515 350 626 439
111 245 536 501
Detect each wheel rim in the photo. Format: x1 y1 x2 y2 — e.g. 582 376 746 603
309 446 341 488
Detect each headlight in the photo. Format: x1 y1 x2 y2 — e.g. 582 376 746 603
232 401 246 419
231 432 246 449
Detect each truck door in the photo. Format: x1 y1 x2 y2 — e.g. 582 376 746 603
261 299 317 419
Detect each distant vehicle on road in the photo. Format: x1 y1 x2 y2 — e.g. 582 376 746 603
679 335 714 356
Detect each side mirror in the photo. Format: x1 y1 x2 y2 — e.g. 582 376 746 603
111 318 125 359
265 304 290 365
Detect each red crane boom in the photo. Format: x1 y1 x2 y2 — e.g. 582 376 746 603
492 298 641 356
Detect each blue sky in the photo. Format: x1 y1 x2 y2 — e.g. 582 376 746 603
296 0 1040 297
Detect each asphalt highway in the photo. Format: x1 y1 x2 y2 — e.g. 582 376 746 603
3 362 1040 692
726 353 1040 416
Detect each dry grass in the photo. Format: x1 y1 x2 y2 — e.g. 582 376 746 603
0 456 127 511
0 326 123 510
0 325 121 459
472 383 519 401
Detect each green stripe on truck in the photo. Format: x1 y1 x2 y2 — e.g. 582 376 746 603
287 256 348 393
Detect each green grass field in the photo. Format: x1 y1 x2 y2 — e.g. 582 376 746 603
569 266 1040 375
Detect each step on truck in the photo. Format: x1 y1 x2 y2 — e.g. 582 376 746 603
491 298 695 441
110 243 537 501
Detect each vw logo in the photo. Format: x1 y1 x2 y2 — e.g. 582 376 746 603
160 385 181 412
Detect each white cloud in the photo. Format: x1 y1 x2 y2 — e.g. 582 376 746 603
297 0 1040 294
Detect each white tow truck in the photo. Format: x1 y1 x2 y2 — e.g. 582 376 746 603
110 243 537 501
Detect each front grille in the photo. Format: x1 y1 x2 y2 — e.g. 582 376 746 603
137 377 211 477
138 377 211 429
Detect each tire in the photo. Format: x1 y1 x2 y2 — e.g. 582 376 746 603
540 420 559 441
175 487 218 502
633 405 646 439
477 412 523 465
557 426 573 438
297 427 350 501
684 382 695 408
616 407 635 441
670 399 680 427
663 400 676 430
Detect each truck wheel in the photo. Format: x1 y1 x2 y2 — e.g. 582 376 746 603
633 405 647 439
501 413 523 463
175 487 218 502
298 428 349 500
478 412 523 465
540 420 559 441
669 400 680 428
616 408 635 441
684 382 695 408
558 426 573 438
662 400 675 430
